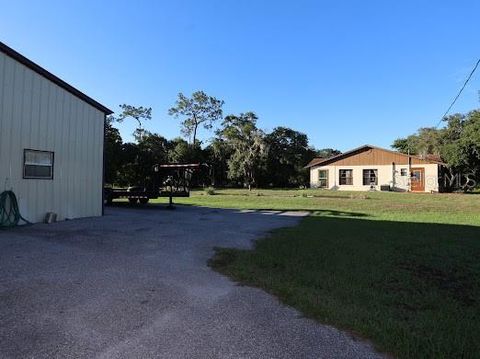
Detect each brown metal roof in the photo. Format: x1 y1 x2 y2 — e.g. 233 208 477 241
305 144 445 168
0 41 113 115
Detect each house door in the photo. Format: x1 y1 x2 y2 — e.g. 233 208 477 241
411 168 425 192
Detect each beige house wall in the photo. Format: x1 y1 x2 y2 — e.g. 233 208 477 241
310 163 439 192
0 51 105 223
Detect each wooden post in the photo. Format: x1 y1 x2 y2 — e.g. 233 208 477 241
167 185 174 209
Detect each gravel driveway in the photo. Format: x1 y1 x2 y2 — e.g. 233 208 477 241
0 205 381 358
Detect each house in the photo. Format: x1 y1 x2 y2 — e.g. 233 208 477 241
306 145 444 192
0 41 112 223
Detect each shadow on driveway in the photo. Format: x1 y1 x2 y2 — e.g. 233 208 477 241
0 206 380 358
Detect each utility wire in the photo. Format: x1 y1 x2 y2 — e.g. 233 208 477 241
435 57 480 128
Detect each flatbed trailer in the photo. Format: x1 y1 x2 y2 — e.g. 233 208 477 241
104 188 159 205
104 163 202 207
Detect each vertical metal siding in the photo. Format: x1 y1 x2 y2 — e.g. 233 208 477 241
0 51 104 223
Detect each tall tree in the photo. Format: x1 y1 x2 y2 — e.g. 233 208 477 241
218 112 267 190
167 137 199 163
204 138 232 187
440 111 480 190
168 91 224 145
265 127 316 187
391 137 413 154
166 137 209 186
392 127 443 157
104 116 123 185
114 131 170 187
316 148 342 159
116 142 141 187
392 110 480 191
115 104 152 140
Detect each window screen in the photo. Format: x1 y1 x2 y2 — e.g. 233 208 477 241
363 169 378 185
339 169 353 185
24 149 54 179
318 170 329 188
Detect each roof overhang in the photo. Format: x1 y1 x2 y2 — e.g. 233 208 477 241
0 41 113 115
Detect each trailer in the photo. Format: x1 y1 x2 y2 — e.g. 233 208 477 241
104 163 202 207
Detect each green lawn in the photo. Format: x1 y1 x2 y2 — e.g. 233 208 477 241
155 189 480 358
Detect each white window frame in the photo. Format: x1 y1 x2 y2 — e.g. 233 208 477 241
318 169 329 188
23 149 54 180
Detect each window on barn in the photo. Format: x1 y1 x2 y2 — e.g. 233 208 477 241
318 170 329 188
363 169 378 185
400 168 408 176
339 169 353 185
23 149 54 179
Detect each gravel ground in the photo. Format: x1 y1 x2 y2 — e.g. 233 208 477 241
0 205 382 358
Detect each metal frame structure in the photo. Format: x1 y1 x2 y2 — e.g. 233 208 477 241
104 163 202 208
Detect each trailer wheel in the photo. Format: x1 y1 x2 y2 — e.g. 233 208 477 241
128 198 138 204
139 197 149 204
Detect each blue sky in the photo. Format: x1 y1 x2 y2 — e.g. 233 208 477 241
1 0 479 151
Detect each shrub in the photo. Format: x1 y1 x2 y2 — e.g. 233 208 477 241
205 187 216 195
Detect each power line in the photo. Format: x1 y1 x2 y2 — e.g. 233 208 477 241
435 57 480 128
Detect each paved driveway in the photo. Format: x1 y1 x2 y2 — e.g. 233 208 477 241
0 206 381 358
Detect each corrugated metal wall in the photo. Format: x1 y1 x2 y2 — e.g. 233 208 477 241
0 51 104 223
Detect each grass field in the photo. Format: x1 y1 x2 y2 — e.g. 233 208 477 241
153 189 480 358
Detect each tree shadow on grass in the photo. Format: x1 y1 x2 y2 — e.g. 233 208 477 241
210 213 480 358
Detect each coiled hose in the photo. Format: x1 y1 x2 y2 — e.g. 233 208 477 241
0 190 30 227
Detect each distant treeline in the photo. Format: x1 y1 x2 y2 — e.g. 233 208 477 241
392 110 480 191
105 91 340 189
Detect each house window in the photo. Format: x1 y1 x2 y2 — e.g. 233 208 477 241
339 169 353 185
363 169 378 185
400 168 408 176
318 170 329 188
23 149 54 179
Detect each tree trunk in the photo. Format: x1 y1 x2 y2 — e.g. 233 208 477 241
210 166 215 187
192 115 198 146
192 124 198 146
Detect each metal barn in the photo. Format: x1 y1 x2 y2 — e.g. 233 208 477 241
0 42 112 223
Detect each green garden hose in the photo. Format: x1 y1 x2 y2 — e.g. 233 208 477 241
0 190 31 227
